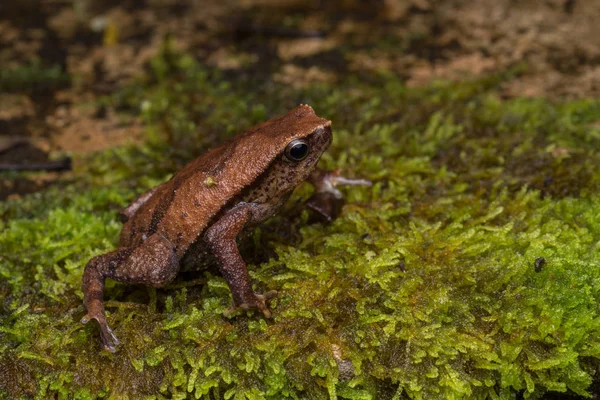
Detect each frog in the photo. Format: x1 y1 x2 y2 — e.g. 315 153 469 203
81 104 371 352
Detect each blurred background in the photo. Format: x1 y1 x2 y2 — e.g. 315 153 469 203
1 0 599 199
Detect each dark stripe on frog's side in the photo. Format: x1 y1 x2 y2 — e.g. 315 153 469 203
203 140 238 176
147 175 182 236
147 140 242 244
119 186 160 223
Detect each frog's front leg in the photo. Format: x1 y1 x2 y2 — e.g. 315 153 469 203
81 233 178 352
307 168 372 222
204 203 277 318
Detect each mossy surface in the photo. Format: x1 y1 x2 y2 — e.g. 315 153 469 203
2 47 600 399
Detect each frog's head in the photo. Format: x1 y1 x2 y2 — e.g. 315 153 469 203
282 108 332 166
273 105 332 191
241 104 333 200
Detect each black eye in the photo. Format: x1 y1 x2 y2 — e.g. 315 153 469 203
284 139 309 162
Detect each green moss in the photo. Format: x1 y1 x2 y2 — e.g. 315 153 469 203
2 47 600 399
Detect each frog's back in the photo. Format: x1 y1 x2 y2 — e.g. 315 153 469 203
120 105 330 256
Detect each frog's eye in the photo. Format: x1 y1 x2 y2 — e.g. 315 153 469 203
284 139 309 162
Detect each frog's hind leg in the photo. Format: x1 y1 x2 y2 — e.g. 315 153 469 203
81 249 129 352
81 233 178 352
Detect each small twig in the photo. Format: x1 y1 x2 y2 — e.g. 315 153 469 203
0 157 72 171
104 300 147 310
236 24 326 39
165 278 206 289
0 136 27 155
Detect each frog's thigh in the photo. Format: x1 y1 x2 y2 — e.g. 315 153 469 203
109 233 179 286
203 203 256 305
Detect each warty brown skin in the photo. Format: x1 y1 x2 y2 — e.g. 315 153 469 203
81 104 371 352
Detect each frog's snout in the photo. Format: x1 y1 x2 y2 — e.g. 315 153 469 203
314 124 333 150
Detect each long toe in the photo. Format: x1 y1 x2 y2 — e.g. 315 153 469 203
90 316 119 353
223 291 278 319
99 325 119 353
254 291 277 318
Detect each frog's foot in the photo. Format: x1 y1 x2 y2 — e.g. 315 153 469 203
81 312 120 353
307 168 372 222
307 191 343 223
224 290 278 318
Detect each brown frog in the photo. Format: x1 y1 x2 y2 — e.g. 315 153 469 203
81 104 371 352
